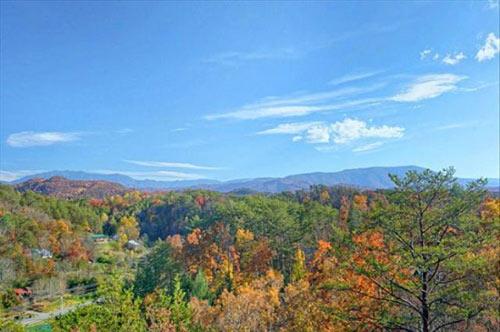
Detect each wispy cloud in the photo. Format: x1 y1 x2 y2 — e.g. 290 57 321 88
95 170 207 181
205 85 383 120
203 48 298 66
487 0 498 9
434 121 485 131
258 118 404 145
124 160 222 170
353 141 384 152
420 49 432 60
420 49 466 65
390 74 466 102
203 23 400 67
115 128 134 135
207 72 468 121
458 81 499 92
476 33 500 62
257 122 323 135
442 52 466 65
6 131 82 147
328 70 382 86
0 170 44 182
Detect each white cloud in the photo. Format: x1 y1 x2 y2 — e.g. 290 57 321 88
353 141 384 152
258 118 404 145
258 122 330 143
205 84 382 120
203 48 298 66
95 170 206 181
390 74 466 102
420 49 432 60
330 118 404 144
442 52 466 65
124 160 221 170
305 125 331 143
328 70 381 86
257 122 323 135
0 170 44 182
6 131 81 147
476 33 500 62
421 49 465 64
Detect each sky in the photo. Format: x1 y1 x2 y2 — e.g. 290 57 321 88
1 1 499 182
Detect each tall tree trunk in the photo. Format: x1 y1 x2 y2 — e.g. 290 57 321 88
421 271 429 332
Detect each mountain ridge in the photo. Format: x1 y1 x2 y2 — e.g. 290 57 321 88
7 166 499 194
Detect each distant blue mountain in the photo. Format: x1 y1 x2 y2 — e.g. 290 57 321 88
9 167 499 193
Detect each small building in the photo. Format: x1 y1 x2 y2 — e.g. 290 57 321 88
125 240 140 250
89 234 109 244
31 248 53 259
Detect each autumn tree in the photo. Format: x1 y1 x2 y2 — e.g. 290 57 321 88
290 248 306 282
201 269 283 332
117 215 139 245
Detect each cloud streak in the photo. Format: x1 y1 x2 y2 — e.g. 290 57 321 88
203 48 299 66
390 74 466 102
328 70 382 86
95 170 207 181
353 141 384 152
125 160 222 170
0 170 45 182
205 85 383 120
207 73 466 121
6 131 81 147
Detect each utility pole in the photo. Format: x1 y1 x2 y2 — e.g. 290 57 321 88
59 278 65 315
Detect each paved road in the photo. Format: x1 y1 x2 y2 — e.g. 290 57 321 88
20 300 92 326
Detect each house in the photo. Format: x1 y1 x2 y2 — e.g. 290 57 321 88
31 248 53 259
89 234 109 244
125 240 140 250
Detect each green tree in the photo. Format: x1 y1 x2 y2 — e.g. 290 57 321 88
190 269 211 301
363 168 495 331
134 242 182 297
169 275 192 330
54 274 146 331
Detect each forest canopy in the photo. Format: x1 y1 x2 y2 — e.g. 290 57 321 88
0 168 498 331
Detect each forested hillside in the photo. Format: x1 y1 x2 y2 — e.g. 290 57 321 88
15 176 129 199
1 168 498 331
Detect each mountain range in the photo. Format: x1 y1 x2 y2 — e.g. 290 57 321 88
7 166 499 194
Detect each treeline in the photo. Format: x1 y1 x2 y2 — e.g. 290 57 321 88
1 168 499 331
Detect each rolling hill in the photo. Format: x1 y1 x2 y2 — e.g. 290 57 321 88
14 176 129 199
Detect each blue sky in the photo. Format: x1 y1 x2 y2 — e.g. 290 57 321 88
1 1 499 182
